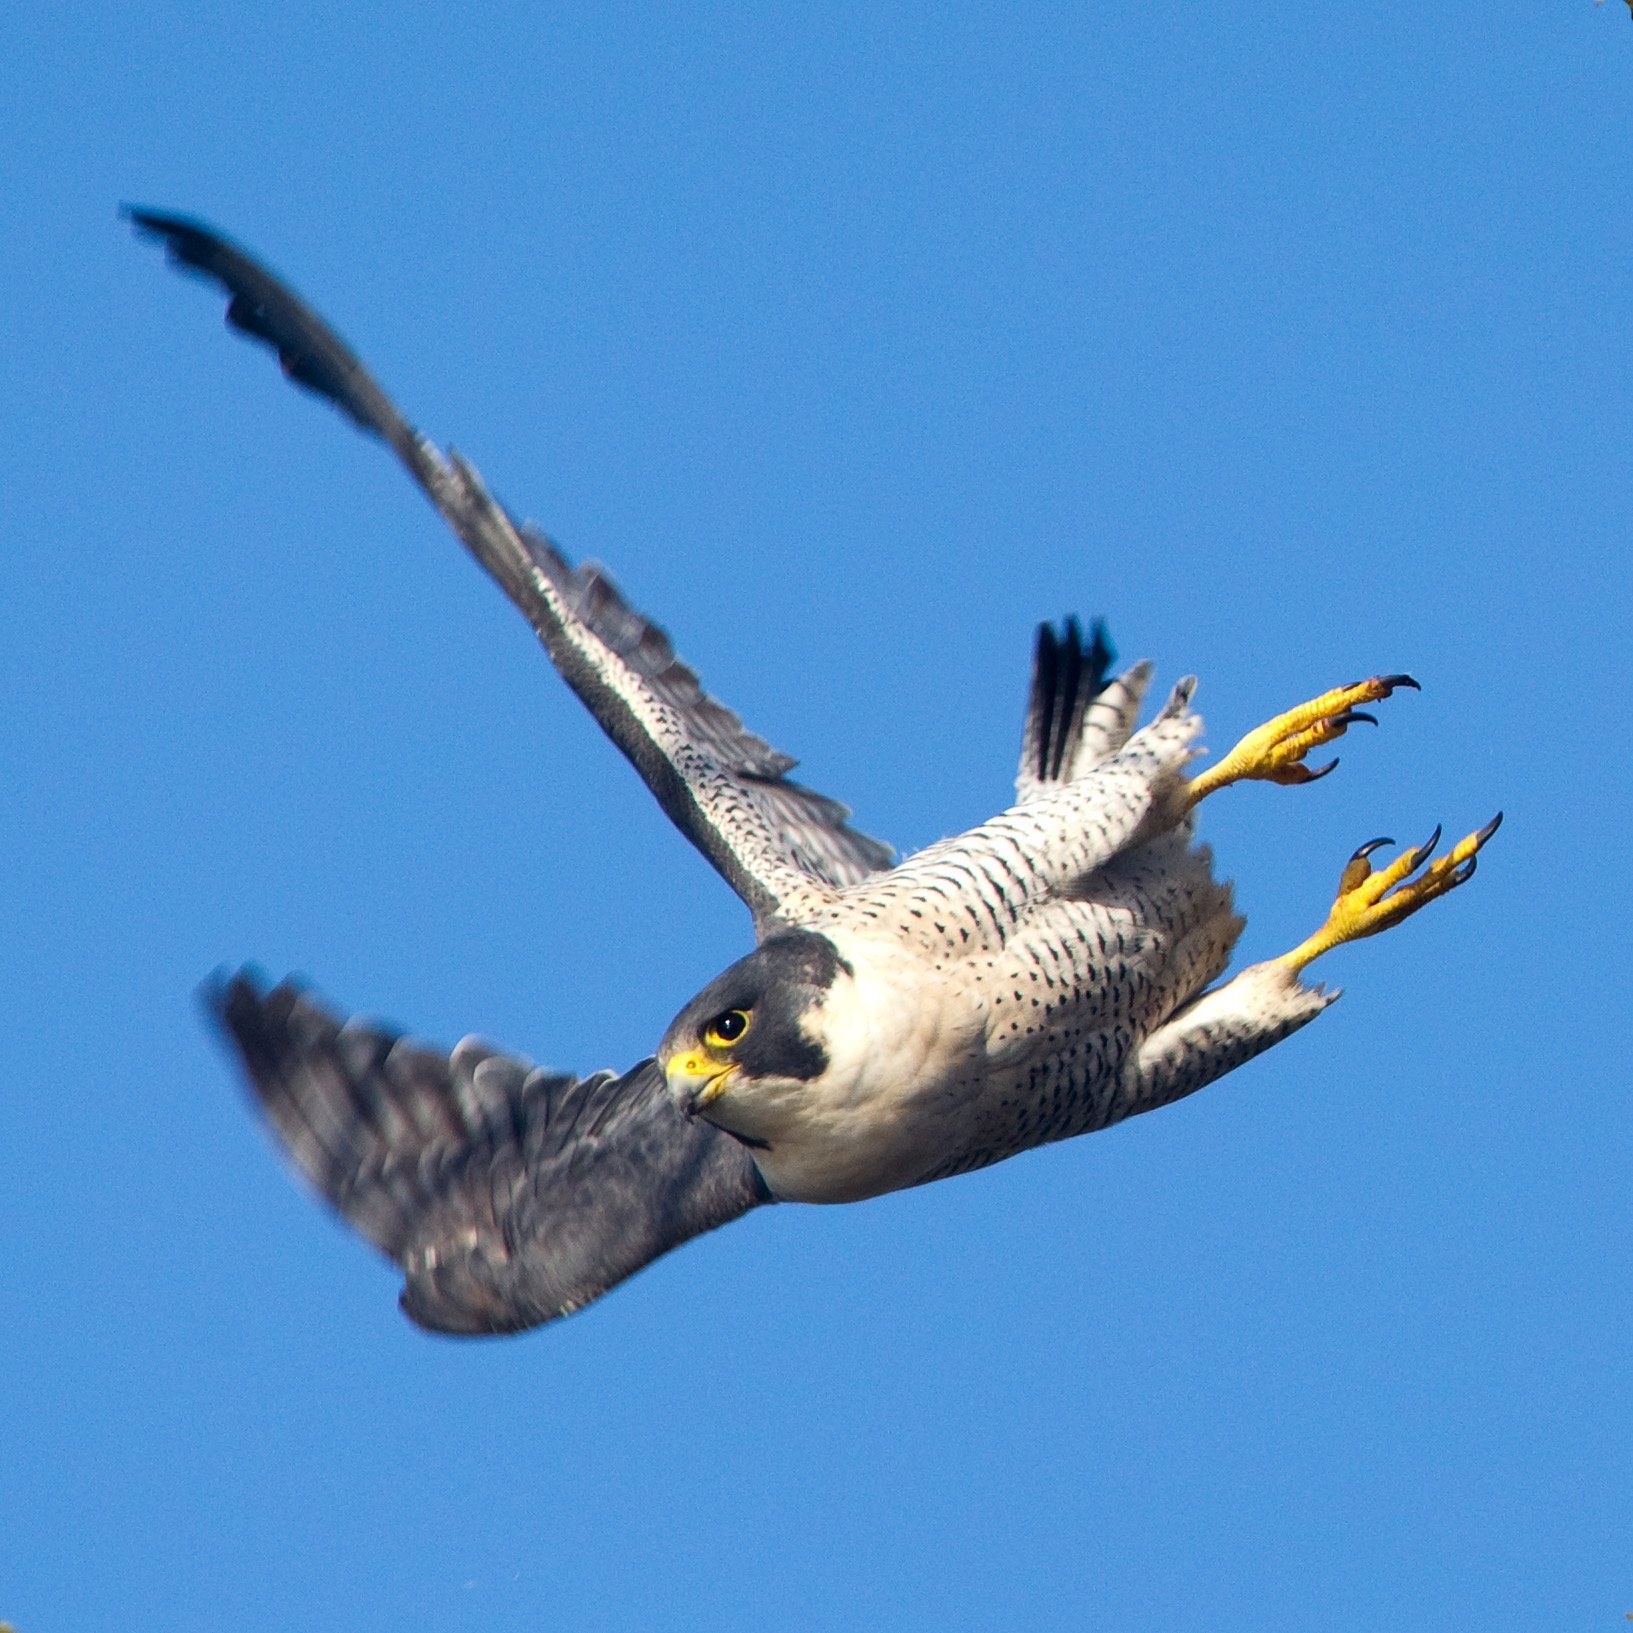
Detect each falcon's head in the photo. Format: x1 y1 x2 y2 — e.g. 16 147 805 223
658 930 852 1134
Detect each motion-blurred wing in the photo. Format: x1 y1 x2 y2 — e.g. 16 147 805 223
1014 617 1152 801
211 973 772 1333
130 209 893 923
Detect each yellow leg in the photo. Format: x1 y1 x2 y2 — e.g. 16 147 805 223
1187 675 1418 806
1275 814 1504 974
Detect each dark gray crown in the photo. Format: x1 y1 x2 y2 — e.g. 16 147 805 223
661 930 851 1084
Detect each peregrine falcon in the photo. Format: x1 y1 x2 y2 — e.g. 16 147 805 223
131 209 1500 1334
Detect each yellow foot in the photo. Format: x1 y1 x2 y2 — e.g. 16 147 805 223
1186 675 1419 806
1275 813 1504 974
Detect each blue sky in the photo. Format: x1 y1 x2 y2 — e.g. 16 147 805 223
4 4 1631 1628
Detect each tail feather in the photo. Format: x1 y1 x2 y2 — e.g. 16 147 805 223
1016 619 1154 801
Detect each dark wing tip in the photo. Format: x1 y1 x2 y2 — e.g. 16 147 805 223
124 203 221 260
127 205 404 444
202 964 318 1084
203 965 429 1267
200 963 289 1067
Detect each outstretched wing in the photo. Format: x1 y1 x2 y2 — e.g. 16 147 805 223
130 208 893 924
211 972 773 1333
1014 617 1153 801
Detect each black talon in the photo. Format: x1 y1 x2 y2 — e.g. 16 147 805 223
1353 836 1394 861
1474 811 1504 846
1306 758 1339 782
1339 710 1378 728
1381 673 1420 691
1453 856 1478 885
1406 824 1443 871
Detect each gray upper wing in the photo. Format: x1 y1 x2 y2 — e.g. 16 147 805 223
129 208 893 923
1014 617 1152 802
211 972 772 1333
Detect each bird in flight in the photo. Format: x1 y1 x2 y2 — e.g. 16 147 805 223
131 208 1500 1335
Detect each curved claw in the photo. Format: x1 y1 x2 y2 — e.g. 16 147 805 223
1474 811 1504 846
1337 710 1378 728
1352 836 1395 861
1406 824 1443 873
1304 758 1339 782
1344 673 1418 693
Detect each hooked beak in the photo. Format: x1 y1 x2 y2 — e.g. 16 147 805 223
663 1051 737 1117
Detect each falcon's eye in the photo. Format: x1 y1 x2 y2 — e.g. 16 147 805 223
703 1009 751 1049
